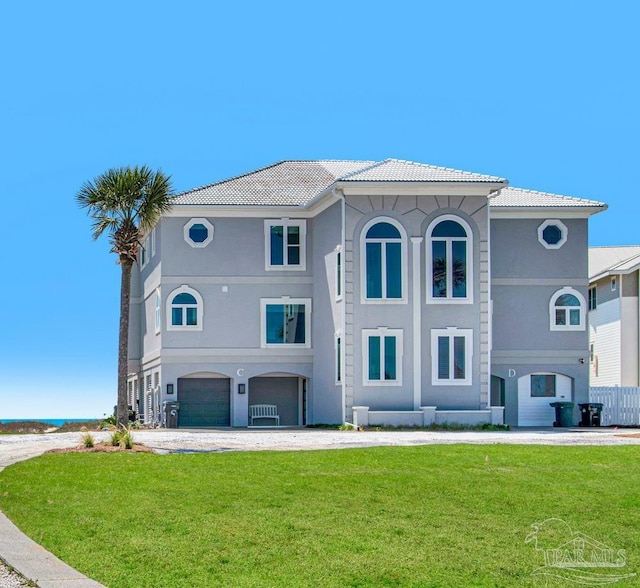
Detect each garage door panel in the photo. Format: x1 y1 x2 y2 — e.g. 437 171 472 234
178 378 230 427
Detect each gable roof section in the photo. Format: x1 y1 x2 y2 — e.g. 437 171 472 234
589 246 640 281
491 186 606 209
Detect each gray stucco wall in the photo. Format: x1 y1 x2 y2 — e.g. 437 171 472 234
311 201 343 424
343 192 490 415
490 217 590 425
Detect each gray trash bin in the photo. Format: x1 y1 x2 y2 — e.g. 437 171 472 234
163 401 180 428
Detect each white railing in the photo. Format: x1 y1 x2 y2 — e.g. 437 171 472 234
589 387 640 426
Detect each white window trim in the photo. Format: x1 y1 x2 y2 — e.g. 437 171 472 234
549 287 586 331
260 297 311 348
430 327 473 386
151 226 156 256
166 285 204 331
335 245 343 301
184 218 214 248
362 327 403 386
139 235 150 269
335 330 342 385
426 214 474 305
154 288 161 334
360 217 408 305
264 219 307 271
588 285 597 311
538 219 568 250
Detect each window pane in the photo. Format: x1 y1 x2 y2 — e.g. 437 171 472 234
569 309 580 326
337 252 342 296
542 225 562 245
453 336 465 379
287 245 300 265
366 222 401 239
172 308 183 326
366 242 382 298
384 336 397 380
288 305 306 344
555 309 566 325
437 336 450 379
432 241 447 297
368 336 381 380
266 305 284 343
531 375 556 397
270 226 284 265
386 242 402 298
452 240 467 298
173 293 197 305
186 307 197 326
287 225 300 245
432 220 466 238
337 337 342 382
188 223 208 243
556 294 580 307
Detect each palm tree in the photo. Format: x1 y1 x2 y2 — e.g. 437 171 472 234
76 166 174 427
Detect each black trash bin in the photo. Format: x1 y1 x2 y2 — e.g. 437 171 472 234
550 402 574 427
578 403 604 427
578 403 592 427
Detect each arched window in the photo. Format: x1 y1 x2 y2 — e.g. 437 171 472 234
361 218 406 302
549 287 586 331
426 215 472 303
167 286 203 331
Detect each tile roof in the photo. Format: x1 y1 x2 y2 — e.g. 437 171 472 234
339 159 506 183
172 159 605 212
589 246 640 280
173 160 375 206
491 186 606 209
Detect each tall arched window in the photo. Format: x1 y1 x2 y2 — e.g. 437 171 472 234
167 286 203 331
426 215 472 303
550 287 586 331
361 218 406 302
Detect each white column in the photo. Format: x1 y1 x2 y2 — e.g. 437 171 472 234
411 237 423 410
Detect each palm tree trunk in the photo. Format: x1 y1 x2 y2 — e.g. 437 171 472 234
117 259 133 428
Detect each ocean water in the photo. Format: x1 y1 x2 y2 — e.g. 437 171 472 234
0 418 97 427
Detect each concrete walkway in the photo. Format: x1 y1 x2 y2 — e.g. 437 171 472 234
1 427 639 587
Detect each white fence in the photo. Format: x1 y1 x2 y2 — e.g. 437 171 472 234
589 387 640 426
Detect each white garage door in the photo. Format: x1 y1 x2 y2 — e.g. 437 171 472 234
518 373 572 426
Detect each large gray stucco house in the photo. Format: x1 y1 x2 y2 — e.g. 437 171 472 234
127 159 606 428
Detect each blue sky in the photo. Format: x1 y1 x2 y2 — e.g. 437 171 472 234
1 1 638 418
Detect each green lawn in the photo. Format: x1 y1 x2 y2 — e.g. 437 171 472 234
0 445 638 587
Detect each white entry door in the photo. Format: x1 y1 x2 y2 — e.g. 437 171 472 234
518 373 572 426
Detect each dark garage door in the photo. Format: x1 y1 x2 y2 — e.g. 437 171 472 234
177 377 230 427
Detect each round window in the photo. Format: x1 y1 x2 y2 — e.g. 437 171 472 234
184 218 214 248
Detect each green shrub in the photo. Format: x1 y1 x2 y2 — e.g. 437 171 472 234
81 433 95 448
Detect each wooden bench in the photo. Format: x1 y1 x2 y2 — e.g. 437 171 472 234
249 404 280 427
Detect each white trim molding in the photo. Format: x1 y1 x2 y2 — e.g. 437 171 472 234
166 285 204 331
537 219 568 250
362 327 403 386
264 219 307 271
260 297 312 348
359 217 408 305
430 327 473 386
549 287 586 331
184 218 214 248
426 214 474 305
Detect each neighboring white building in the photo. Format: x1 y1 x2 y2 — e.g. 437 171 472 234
588 246 640 386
